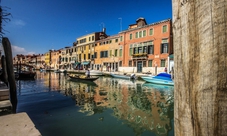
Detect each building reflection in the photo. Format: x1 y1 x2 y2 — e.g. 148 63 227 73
37 72 174 136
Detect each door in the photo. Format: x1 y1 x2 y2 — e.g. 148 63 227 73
137 61 142 73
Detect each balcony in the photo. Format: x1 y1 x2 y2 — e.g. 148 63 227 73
132 53 148 59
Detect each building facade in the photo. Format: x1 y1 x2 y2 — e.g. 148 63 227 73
118 18 173 74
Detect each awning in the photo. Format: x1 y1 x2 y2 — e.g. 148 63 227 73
74 62 80 65
169 54 174 59
81 61 90 65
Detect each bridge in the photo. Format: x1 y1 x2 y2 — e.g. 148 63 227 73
13 63 35 68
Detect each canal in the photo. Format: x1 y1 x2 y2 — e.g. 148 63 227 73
16 71 174 136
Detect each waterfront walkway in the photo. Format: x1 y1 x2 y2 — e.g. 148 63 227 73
0 112 41 136
0 82 41 136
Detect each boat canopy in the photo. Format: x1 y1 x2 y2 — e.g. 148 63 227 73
81 61 90 65
157 73 171 78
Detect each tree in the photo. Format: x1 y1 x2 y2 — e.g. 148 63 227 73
172 0 227 135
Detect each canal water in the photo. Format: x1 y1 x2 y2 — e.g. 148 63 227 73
16 71 174 136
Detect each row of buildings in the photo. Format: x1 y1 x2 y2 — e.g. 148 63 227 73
13 17 174 74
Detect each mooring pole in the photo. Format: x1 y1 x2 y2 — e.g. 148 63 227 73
173 0 227 135
2 37 17 113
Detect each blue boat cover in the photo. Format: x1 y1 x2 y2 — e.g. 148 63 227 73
157 73 171 78
152 73 172 81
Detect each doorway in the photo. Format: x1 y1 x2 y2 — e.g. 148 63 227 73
137 61 142 73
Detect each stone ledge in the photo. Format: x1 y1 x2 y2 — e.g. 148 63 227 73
0 112 41 136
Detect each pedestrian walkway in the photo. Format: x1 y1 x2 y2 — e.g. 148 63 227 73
0 112 41 136
0 83 41 136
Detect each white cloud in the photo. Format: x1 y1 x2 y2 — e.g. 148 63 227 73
13 19 26 27
0 45 35 57
12 45 26 53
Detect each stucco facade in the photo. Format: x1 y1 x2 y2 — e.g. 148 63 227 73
118 18 173 74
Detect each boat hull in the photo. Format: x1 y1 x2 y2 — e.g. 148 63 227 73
141 73 174 86
68 75 99 82
16 72 36 80
110 73 135 80
89 70 103 76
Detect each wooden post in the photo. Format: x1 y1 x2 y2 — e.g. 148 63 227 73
1 56 8 86
172 0 227 135
2 37 17 113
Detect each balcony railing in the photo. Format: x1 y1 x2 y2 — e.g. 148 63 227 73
132 53 148 59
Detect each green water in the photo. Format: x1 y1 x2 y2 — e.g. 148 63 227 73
16 71 174 136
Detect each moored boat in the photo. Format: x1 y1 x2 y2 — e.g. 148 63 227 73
16 71 36 80
68 74 99 82
89 70 103 76
59 69 67 73
110 73 136 80
141 73 174 86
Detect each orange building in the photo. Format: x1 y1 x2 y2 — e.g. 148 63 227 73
118 18 173 74
93 34 120 71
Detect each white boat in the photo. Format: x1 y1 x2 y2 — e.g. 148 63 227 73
59 69 67 73
110 73 136 80
89 70 103 76
141 73 174 86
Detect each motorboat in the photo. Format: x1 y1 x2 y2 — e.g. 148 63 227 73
141 73 174 86
89 70 103 76
59 69 67 73
110 73 136 80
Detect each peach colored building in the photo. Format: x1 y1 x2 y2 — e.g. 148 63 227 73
118 18 173 74
93 34 120 71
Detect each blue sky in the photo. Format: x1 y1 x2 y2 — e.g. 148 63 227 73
0 0 172 56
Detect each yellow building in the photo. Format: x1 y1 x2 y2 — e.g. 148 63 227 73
75 31 107 70
44 51 50 69
93 34 120 71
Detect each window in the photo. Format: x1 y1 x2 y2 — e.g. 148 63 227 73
149 28 153 35
135 32 138 38
92 36 94 41
130 34 132 40
119 61 122 67
114 49 118 57
133 61 136 67
161 39 168 53
94 52 97 58
138 47 143 54
79 54 81 61
143 61 146 67
143 46 147 53
162 25 167 33
119 49 122 57
84 54 86 60
88 53 90 59
148 45 154 54
129 60 132 67
89 37 91 41
143 30 146 37
66 57 68 62
161 43 168 53
129 44 133 56
115 38 118 42
161 60 166 67
139 31 142 38
133 47 138 54
148 60 152 67
100 51 108 58
110 50 112 56
120 36 123 41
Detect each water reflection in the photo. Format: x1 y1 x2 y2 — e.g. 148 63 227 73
17 71 174 136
